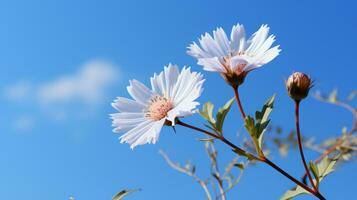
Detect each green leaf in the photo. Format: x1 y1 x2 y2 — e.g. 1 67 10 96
199 102 215 124
244 95 275 155
280 185 310 200
255 95 275 146
199 98 234 135
317 156 339 181
232 148 256 160
234 162 245 170
244 116 256 137
328 89 338 103
281 156 339 200
309 161 320 188
112 189 140 200
215 98 235 134
198 137 215 142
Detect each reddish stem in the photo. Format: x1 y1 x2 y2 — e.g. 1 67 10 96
176 120 326 200
295 101 319 192
233 86 246 119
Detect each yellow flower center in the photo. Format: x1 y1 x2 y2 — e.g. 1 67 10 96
145 95 173 121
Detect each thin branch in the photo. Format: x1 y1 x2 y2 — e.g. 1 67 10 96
177 120 325 200
217 161 249 199
204 142 226 200
159 150 213 200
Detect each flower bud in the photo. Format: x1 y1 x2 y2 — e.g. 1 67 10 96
286 72 312 101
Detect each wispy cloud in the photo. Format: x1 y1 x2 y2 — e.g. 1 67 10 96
12 115 35 132
38 60 118 105
3 81 32 102
3 60 120 128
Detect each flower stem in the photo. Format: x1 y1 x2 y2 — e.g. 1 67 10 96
262 157 325 200
295 101 319 192
176 120 252 158
177 120 326 200
233 86 246 119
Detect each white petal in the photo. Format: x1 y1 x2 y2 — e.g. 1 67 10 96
170 67 204 121
230 24 246 53
111 97 145 112
119 119 165 149
131 119 165 147
171 67 204 102
254 35 276 57
254 45 281 66
229 56 249 70
199 33 226 58
213 27 230 55
167 101 199 123
187 42 209 59
127 80 153 104
197 57 226 73
119 120 154 148
150 64 179 97
246 24 270 55
111 113 146 133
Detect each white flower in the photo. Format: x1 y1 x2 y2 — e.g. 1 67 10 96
188 23 281 86
111 64 204 149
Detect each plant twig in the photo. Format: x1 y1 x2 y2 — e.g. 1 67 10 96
159 150 213 200
176 120 326 200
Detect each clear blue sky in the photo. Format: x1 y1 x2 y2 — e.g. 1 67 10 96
0 0 356 199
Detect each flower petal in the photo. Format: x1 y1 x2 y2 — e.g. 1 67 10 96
213 27 230 55
127 80 153 105
119 119 165 149
230 24 246 53
197 57 226 73
111 97 145 112
150 64 179 97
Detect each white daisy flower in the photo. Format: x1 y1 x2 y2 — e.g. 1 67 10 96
188 23 281 87
111 64 204 149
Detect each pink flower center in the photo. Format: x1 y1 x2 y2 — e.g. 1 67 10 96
145 96 173 121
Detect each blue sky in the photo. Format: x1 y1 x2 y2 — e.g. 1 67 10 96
0 0 356 199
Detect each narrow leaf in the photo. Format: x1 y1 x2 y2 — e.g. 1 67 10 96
113 189 140 200
199 102 215 124
234 163 245 170
280 185 309 200
309 161 320 188
215 98 235 133
317 156 339 181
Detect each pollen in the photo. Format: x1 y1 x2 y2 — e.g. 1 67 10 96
145 95 173 121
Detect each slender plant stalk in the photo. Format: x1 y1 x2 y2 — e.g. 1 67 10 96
176 120 326 200
302 94 357 182
295 101 319 192
231 87 325 199
233 86 246 119
217 179 226 200
159 150 213 200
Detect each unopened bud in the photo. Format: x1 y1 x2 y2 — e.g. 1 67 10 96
286 72 312 101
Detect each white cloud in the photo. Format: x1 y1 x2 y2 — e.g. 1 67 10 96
12 115 35 132
3 81 32 101
3 60 120 124
38 60 119 104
